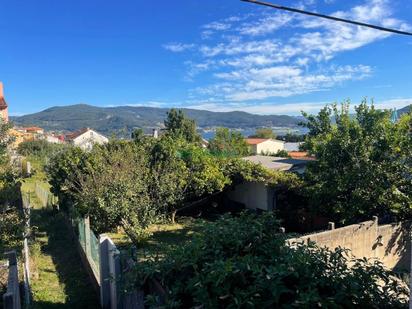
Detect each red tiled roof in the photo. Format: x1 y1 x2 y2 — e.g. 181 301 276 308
65 128 90 140
288 151 316 161
24 126 43 132
245 138 269 145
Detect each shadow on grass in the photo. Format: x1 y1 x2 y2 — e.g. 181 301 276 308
137 218 209 261
31 208 99 309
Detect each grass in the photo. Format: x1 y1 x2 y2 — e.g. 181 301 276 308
20 155 99 308
109 217 208 262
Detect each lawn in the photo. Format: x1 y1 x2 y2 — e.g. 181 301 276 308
109 217 208 262
20 155 99 308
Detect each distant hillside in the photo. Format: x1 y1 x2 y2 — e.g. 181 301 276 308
10 104 302 135
398 105 411 115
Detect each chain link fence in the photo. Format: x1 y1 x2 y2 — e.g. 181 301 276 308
35 183 56 208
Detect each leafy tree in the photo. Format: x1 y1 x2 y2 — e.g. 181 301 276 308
249 127 275 139
73 141 156 241
46 146 89 210
164 109 201 144
148 137 228 223
0 120 22 253
147 136 189 224
278 132 306 142
131 128 147 143
132 213 408 308
302 101 412 224
208 127 249 157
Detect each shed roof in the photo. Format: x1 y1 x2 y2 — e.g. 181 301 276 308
243 155 310 172
246 138 284 145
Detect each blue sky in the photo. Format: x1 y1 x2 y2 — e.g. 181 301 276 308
1 0 411 116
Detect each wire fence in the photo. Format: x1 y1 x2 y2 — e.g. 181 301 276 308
34 183 56 209
21 191 31 307
32 182 141 308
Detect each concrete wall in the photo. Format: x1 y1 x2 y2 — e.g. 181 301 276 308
227 181 276 211
288 218 411 270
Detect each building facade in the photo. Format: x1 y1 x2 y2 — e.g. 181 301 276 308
66 128 108 151
0 82 9 123
246 138 285 155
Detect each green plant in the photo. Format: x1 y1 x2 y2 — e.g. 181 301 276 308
208 127 249 157
131 213 408 308
302 101 412 224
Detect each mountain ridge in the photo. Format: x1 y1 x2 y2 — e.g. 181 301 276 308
10 104 302 135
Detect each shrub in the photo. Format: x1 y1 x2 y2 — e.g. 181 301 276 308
131 213 408 308
17 140 67 160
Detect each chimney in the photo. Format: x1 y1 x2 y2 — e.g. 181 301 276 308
152 129 159 139
0 82 3 98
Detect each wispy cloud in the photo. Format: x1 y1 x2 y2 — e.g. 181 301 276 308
164 0 409 105
163 42 195 52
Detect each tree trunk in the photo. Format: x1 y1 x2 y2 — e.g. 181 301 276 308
171 210 177 224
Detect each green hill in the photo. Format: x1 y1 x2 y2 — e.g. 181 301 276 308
398 105 411 115
10 104 302 135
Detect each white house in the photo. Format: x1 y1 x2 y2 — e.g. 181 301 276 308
45 135 62 144
65 128 108 151
246 138 285 155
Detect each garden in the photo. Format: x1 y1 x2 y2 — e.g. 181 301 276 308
13 103 412 307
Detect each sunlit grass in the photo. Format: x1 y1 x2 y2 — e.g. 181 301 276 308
20 155 98 308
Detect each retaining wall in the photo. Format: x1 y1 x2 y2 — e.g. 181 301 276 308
289 218 411 270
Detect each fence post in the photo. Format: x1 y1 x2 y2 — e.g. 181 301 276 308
26 161 31 177
99 235 111 309
85 216 92 259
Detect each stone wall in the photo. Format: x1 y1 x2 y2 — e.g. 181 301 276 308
288 218 411 271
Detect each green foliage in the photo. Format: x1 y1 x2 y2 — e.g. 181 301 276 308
249 128 275 139
278 132 305 142
260 149 290 157
221 158 301 189
164 109 202 144
75 141 155 241
0 121 23 252
0 121 13 165
132 213 408 308
302 101 412 224
17 139 67 160
46 117 299 240
0 167 23 253
208 127 249 157
45 146 89 210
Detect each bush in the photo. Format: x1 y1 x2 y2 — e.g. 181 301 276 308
132 213 408 308
17 140 67 159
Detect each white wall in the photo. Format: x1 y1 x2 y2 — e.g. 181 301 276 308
73 130 108 151
256 140 284 155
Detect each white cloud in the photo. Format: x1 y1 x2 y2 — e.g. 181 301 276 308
201 65 372 102
163 43 195 52
203 21 231 31
239 13 293 36
185 97 412 116
163 0 409 103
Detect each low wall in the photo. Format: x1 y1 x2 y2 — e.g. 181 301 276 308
2 251 21 309
289 218 411 271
